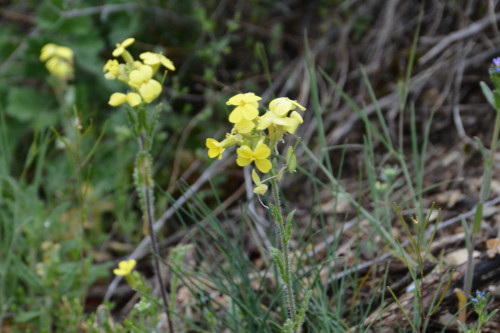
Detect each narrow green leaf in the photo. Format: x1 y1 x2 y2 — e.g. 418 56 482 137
283 319 293 333
294 290 312 331
480 81 496 109
284 209 296 244
286 146 297 173
494 90 500 111
472 202 483 235
387 286 418 333
270 247 287 283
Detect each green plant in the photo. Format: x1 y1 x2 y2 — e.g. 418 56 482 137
104 37 176 332
205 93 311 332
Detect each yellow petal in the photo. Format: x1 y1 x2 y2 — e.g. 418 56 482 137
251 169 261 186
237 146 253 159
40 43 57 61
127 92 142 106
160 56 175 71
236 146 253 167
291 99 306 111
54 46 73 60
139 80 162 103
253 144 271 159
226 92 261 106
122 38 135 47
109 93 127 106
228 108 243 123
255 159 272 173
241 104 259 120
206 138 219 149
271 97 292 116
253 184 268 195
234 119 255 134
113 259 136 276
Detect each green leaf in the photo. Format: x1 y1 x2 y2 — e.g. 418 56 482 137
294 290 312 331
472 202 483 235
6 87 57 126
494 90 500 111
16 311 41 323
36 0 64 30
286 146 297 173
59 15 93 35
473 136 488 162
270 247 286 283
480 81 496 110
284 209 295 244
283 319 293 333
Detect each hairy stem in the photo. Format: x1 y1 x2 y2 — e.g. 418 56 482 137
270 165 297 324
139 134 174 333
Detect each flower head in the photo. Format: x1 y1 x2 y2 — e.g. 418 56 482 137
269 97 306 116
206 138 225 159
40 43 73 61
128 65 162 103
227 93 261 123
113 259 137 276
493 57 500 68
40 43 74 80
236 144 272 173
113 38 135 57
140 52 175 71
108 92 141 107
233 118 255 134
251 169 268 195
45 58 73 79
103 59 121 80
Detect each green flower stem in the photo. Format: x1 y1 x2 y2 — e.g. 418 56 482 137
269 160 297 325
465 92 500 297
481 104 500 201
137 133 174 333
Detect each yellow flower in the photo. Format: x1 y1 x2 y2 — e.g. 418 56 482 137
128 65 162 103
109 92 141 107
113 259 136 276
206 138 225 159
227 93 261 123
40 43 73 62
40 43 58 62
233 118 255 134
45 58 73 79
283 111 303 134
236 144 272 173
257 108 304 134
224 132 243 146
251 169 268 195
269 97 306 116
103 59 120 80
140 52 175 71
40 43 74 80
257 111 292 130
113 37 135 57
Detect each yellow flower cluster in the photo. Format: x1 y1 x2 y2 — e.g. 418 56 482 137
206 93 306 194
113 259 136 276
103 38 175 107
40 43 74 80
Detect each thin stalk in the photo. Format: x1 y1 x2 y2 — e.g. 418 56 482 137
139 135 174 333
270 164 296 324
465 89 500 296
145 187 174 333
